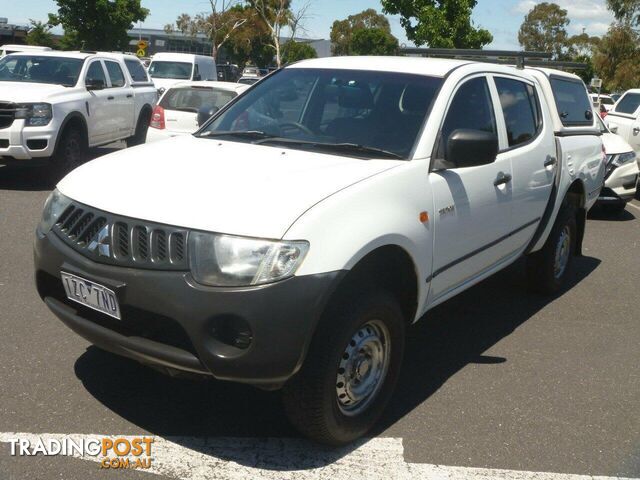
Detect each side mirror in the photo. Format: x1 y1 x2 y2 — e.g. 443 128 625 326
445 129 498 168
197 105 219 126
86 78 105 91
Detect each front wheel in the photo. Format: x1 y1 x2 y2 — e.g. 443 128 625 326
282 290 405 445
52 128 86 178
126 110 150 147
526 203 577 294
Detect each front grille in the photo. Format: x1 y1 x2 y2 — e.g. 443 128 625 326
0 102 16 129
52 202 189 270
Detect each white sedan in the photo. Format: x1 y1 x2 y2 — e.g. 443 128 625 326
146 81 249 143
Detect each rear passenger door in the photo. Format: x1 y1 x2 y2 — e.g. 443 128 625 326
428 75 514 301
104 60 135 139
491 75 555 250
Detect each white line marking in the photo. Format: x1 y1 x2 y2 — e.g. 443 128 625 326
0 433 636 480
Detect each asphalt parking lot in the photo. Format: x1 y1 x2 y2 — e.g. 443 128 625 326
0 146 639 479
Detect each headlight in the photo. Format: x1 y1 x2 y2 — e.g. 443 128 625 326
189 232 309 287
39 189 72 233
15 103 53 126
612 151 636 167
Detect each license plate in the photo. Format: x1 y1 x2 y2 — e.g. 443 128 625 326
61 272 121 320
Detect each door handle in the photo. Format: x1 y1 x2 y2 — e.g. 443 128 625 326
126 94 133 98
544 157 557 167
107 96 115 100
494 173 512 186
633 127 639 135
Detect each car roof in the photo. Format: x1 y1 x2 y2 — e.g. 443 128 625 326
525 66 585 82
289 56 469 77
168 80 248 92
151 52 211 62
5 50 93 59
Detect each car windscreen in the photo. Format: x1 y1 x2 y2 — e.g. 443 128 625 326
614 93 640 115
160 86 237 113
148 61 192 79
0 55 83 86
200 68 443 160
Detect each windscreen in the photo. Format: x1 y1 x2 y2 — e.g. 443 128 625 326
148 61 192 79
160 87 236 112
200 68 443 160
0 55 83 86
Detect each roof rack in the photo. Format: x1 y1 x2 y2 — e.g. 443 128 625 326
399 48 587 70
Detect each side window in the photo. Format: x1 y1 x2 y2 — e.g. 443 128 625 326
124 59 148 83
104 61 125 87
614 93 640 115
85 61 106 86
494 77 541 148
440 77 496 156
549 77 592 126
193 64 200 80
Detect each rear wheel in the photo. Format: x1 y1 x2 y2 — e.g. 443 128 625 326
527 203 577 294
126 110 150 147
52 127 86 178
282 290 405 445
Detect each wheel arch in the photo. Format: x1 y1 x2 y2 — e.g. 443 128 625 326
53 112 89 153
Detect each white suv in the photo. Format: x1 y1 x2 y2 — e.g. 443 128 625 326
35 56 604 445
0 51 157 175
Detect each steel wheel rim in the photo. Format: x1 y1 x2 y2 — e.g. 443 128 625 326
336 320 390 416
65 136 81 169
554 225 571 279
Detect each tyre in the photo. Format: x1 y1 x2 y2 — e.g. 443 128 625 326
282 290 405 446
126 110 150 147
52 127 86 178
526 202 577 294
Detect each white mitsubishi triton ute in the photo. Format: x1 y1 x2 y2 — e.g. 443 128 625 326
34 56 605 445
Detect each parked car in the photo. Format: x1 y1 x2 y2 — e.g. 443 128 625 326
148 53 217 92
0 44 52 57
34 56 604 446
147 81 249 143
237 76 259 86
0 51 157 175
596 112 639 212
241 66 263 78
217 64 241 82
590 93 615 112
605 89 640 155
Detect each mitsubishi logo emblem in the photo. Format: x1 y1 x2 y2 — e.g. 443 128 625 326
87 224 111 257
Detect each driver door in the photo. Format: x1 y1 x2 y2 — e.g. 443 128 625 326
84 60 112 145
428 75 514 301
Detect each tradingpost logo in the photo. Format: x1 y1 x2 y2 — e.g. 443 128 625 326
5 434 154 470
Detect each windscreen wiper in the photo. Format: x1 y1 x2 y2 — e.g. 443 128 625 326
198 130 274 140
254 137 403 160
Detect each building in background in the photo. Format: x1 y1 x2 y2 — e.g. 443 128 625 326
0 18 28 45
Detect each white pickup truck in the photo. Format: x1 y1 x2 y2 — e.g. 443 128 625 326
606 89 640 154
34 57 604 445
0 51 157 175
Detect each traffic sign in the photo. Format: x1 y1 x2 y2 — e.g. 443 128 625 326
136 48 146 58
137 40 148 50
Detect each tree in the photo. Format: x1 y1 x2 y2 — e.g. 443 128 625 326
48 0 148 51
282 41 317 64
164 1 249 60
25 20 55 48
381 0 492 48
607 0 640 27
330 9 392 56
224 5 274 67
593 23 640 91
248 0 310 67
518 3 571 59
351 28 399 55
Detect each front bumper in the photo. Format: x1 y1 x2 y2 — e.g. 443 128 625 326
599 161 639 204
0 119 58 160
34 230 343 387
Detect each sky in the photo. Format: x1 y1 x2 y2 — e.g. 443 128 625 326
1 0 617 50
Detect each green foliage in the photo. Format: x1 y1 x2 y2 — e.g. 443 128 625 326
330 9 392 56
594 23 640 91
351 28 399 56
607 0 640 26
25 20 56 48
381 0 492 48
518 2 570 59
48 0 149 51
224 5 274 67
281 41 317 64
